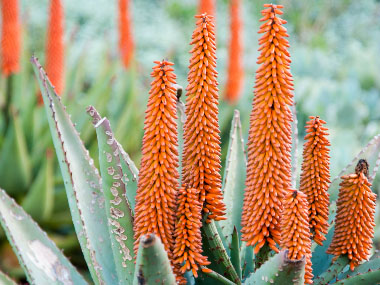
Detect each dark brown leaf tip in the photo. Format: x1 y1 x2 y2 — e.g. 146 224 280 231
355 159 369 177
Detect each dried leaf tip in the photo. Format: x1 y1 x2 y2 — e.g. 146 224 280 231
299 116 330 246
182 13 226 223
45 0 65 96
133 60 179 268
1 0 21 76
327 159 377 271
173 187 210 278
241 3 293 254
281 189 313 284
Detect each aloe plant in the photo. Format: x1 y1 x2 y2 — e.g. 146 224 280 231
1 6 380 285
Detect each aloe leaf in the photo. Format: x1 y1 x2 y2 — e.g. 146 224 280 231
117 144 139 210
31 56 118 284
335 251 380 282
88 106 135 284
0 269 17 285
0 189 87 284
22 149 54 222
314 256 349 285
200 268 236 285
201 216 240 284
219 110 247 244
0 108 31 194
175 84 186 182
243 250 305 285
133 234 176 285
334 268 380 285
241 242 254 280
230 227 242 280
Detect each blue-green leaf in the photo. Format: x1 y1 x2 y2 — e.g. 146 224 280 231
0 189 87 285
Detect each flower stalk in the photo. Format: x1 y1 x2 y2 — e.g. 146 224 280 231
299 116 330 246
327 159 377 271
241 4 293 254
133 60 179 268
182 14 226 223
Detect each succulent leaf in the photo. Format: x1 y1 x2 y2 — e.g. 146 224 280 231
200 268 237 285
314 255 349 285
219 110 246 243
201 216 240 284
22 150 54 222
133 234 177 285
230 227 242 280
0 108 31 194
243 250 305 285
0 189 87 285
31 56 118 284
88 106 135 284
240 242 254 280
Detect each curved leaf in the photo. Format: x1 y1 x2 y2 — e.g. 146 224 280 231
31 56 117 284
243 250 305 285
0 189 87 285
88 106 135 284
0 269 17 285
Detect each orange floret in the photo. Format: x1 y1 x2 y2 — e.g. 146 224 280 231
299 116 330 245
241 4 293 254
327 159 377 271
182 14 226 223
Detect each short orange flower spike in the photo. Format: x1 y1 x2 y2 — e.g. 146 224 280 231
224 0 244 104
1 0 21 76
299 116 330 246
241 4 293 253
198 0 215 16
281 189 313 284
133 60 179 264
327 159 377 271
182 14 226 223
173 187 210 278
119 0 134 68
45 0 65 95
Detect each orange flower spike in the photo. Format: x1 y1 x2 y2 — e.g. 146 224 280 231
133 60 179 263
300 116 330 246
281 189 313 284
182 14 226 223
119 0 134 68
241 4 293 253
327 159 377 271
1 0 21 76
173 187 210 277
198 0 215 15
45 0 65 95
224 0 244 104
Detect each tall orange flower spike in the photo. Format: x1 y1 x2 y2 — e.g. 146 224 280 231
119 0 134 68
281 189 313 284
133 60 179 264
299 116 330 246
173 187 210 278
327 159 377 271
224 0 243 104
45 0 65 95
182 14 226 223
198 0 215 16
241 4 293 253
1 0 21 76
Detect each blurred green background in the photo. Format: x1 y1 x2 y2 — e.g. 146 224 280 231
1 0 380 281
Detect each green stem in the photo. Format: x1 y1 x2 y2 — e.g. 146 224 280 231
254 243 272 269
